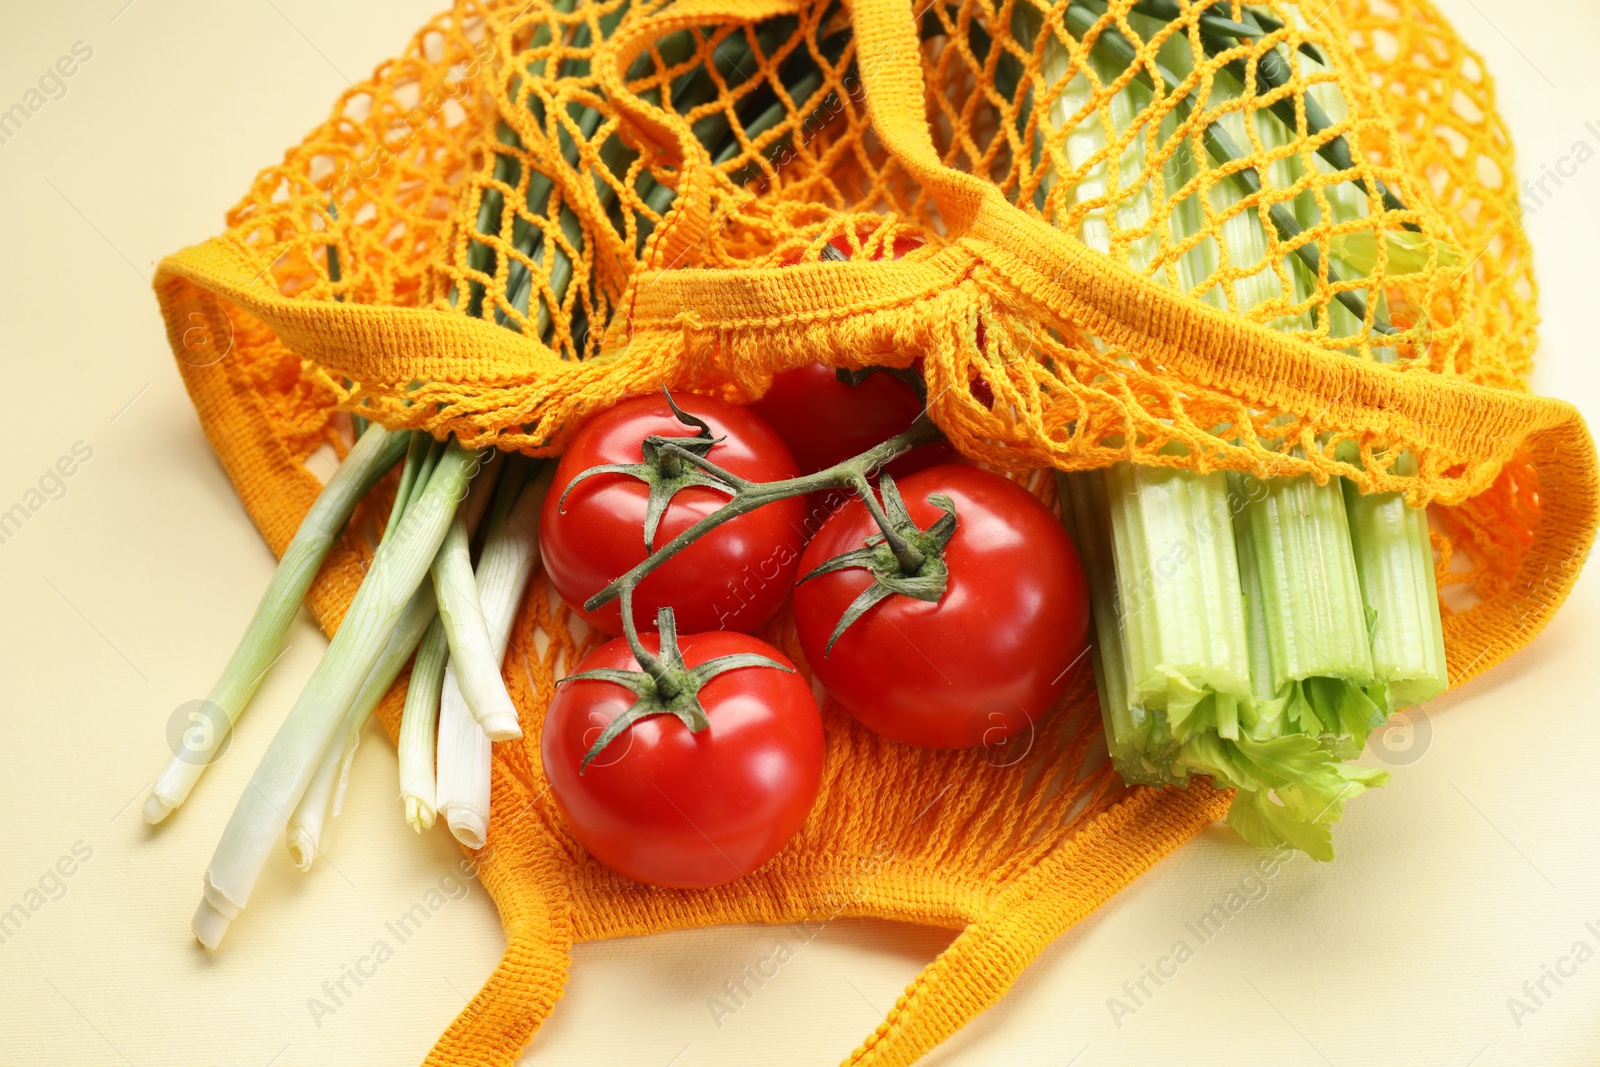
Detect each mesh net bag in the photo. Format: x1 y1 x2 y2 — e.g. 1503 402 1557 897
153 0 1597 1062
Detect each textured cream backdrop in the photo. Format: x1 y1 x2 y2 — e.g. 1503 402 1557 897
0 1 1596 1064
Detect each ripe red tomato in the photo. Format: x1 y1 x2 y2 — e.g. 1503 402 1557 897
747 364 956 478
758 226 979 497
793 465 1089 749
541 394 809 635
542 631 825 889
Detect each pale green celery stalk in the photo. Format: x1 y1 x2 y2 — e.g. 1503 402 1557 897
1270 17 1445 712
1208 86 1315 331
143 424 409 825
1206 56 1376 735
1198 43 1387 856
1057 471 1143 773
192 442 477 950
430 453 521 739
1044 24 1160 270
1192 31 1390 857
1043 20 1252 774
1105 463 1252 738
1154 24 1219 304
436 460 554 848
1227 471 1377 737
1059 468 1251 782
1042 8 1391 857
1288 14 1396 362
1252 79 1318 334
1342 455 1447 711
287 583 438 870
397 616 448 831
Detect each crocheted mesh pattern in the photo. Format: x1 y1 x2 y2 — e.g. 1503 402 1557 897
152 1 1595 1063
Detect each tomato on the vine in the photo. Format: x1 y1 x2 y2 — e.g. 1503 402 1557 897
541 393 808 636
747 365 957 486
542 631 825 889
757 227 982 489
792 464 1089 749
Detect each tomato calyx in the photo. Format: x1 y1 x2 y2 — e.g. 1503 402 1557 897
582 412 948 617
566 596 794 771
834 365 925 400
556 391 736 550
794 472 958 654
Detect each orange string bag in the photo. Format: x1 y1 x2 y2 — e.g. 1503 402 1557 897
152 0 1596 1063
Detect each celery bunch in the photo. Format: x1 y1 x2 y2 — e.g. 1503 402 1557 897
1041 3 1447 858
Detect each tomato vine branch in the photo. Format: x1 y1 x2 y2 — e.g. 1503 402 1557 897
559 390 950 767
583 398 947 617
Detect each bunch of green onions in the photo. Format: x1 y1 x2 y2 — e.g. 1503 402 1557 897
146 5 854 948
1016 0 1448 858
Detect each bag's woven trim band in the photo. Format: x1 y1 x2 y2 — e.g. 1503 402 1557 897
622 243 1584 474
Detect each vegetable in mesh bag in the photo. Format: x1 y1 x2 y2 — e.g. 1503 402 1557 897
1033 1 1446 858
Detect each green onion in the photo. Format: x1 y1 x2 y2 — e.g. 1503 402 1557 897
433 670 488 848
193 441 477 949
435 459 554 848
143 423 409 825
287 583 439 870
285 445 505 867
397 616 448 831
430 453 518 738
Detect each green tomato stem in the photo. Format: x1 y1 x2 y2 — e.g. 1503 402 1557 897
848 473 926 574
617 586 677 699
584 414 946 621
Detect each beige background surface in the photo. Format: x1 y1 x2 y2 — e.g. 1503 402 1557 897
1 1 1597 1064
